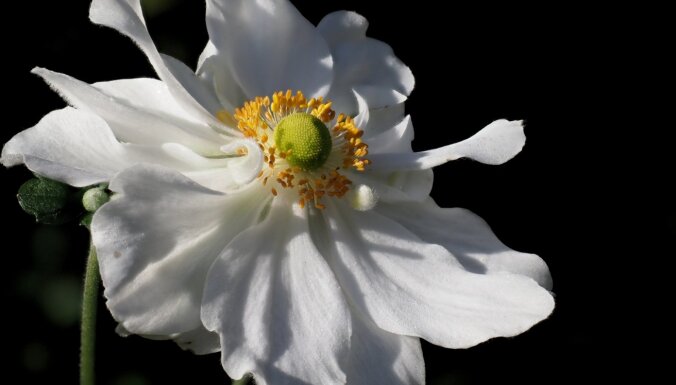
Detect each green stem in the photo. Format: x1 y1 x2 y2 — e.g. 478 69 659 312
80 245 100 385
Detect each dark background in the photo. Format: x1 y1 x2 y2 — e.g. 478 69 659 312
1 1 670 384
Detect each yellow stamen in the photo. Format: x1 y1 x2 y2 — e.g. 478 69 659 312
232 90 370 209
216 109 237 127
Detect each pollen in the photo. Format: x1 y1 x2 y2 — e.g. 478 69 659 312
232 90 370 209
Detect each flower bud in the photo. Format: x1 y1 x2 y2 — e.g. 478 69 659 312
82 187 110 212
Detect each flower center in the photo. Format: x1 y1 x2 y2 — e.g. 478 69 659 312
225 90 370 209
274 113 332 171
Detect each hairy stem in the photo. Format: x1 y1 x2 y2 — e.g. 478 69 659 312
80 245 100 385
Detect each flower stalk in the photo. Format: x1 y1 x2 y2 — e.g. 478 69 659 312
80 245 100 385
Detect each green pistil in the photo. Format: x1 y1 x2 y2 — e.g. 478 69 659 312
274 113 332 171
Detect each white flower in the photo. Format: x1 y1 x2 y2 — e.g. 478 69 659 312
2 1 554 384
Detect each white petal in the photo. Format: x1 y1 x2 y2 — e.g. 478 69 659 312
163 140 265 192
160 53 224 115
306 202 423 384
197 42 247 113
206 0 333 98
352 90 370 132
346 314 424 385
89 0 236 134
95 76 242 140
349 95 426 208
93 78 201 124
347 114 436 203
340 93 406 152
368 120 527 170
367 115 413 155
201 202 350 385
351 90 411 152
182 169 243 194
197 41 218 72
354 85 407 110
92 165 268 337
315 11 369 47
318 11 414 114
349 169 433 203
33 68 226 154
219 139 264 185
116 323 221 355
1 108 202 186
378 199 553 290
363 103 406 139
322 201 554 349
172 326 221 355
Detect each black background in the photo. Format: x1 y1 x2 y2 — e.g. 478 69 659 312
1 1 670 384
